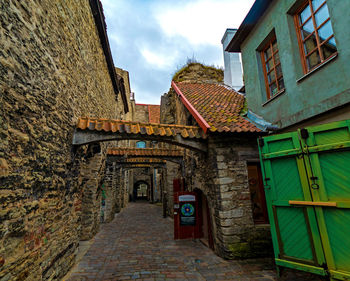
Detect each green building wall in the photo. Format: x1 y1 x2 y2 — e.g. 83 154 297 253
240 0 350 129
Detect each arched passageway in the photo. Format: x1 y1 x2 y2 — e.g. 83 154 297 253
72 117 272 260
133 180 150 201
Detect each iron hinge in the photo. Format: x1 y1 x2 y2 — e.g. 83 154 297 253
258 137 265 147
300 128 309 139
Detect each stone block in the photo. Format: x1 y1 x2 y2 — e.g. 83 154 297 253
217 162 227 170
220 200 235 209
218 177 234 185
0 158 9 177
220 192 232 200
219 208 243 219
216 155 225 162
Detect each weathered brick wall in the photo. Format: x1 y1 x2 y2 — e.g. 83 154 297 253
0 0 126 279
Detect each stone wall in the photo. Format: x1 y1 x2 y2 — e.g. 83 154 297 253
135 104 149 123
115 67 134 122
0 0 126 279
114 168 123 213
164 162 181 217
206 136 272 259
103 162 117 223
180 136 272 259
80 151 105 241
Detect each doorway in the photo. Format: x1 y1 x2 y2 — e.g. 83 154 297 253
133 181 150 201
196 189 214 250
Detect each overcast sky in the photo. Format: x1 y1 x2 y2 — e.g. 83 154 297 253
100 0 255 105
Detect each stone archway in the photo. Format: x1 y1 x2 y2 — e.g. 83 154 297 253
73 118 208 153
133 180 150 201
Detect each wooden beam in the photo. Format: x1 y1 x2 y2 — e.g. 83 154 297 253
72 129 207 152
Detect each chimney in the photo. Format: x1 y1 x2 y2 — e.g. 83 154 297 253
221 29 243 91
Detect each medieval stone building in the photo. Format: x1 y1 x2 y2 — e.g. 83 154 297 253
0 0 129 279
161 63 272 259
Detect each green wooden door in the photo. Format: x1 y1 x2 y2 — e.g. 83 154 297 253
300 120 350 280
259 132 327 276
259 119 350 280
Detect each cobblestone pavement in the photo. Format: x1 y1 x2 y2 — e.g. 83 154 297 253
65 202 323 281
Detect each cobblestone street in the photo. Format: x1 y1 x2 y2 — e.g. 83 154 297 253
64 202 321 281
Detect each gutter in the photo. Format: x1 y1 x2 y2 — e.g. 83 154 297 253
171 81 211 134
245 109 279 131
89 0 129 113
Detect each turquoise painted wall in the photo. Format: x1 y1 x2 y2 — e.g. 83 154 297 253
240 0 350 128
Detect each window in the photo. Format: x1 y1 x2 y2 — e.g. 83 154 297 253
136 141 146 148
260 36 285 99
295 0 337 72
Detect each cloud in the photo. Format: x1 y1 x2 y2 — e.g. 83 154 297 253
141 48 179 69
100 0 254 104
154 0 254 46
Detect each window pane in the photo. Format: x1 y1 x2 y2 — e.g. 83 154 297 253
278 78 285 90
318 20 334 42
274 52 280 65
269 83 278 96
276 64 283 78
328 37 336 47
301 19 314 39
312 0 326 11
272 41 278 53
315 3 330 27
268 71 276 83
300 4 311 24
321 38 337 60
303 33 318 54
264 47 272 59
306 50 321 69
265 59 274 72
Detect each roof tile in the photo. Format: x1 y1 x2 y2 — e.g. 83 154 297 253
77 117 207 139
173 82 261 133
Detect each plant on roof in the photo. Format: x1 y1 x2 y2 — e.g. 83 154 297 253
172 60 223 83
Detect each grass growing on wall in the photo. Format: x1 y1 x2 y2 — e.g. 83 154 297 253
172 60 224 83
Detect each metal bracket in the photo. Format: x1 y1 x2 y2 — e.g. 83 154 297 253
300 128 309 139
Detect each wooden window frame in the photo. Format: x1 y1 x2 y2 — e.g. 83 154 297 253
260 36 285 100
294 0 337 73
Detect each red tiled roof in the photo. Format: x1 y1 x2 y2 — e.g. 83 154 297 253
148 105 160 123
107 148 183 157
172 82 260 133
76 117 207 139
